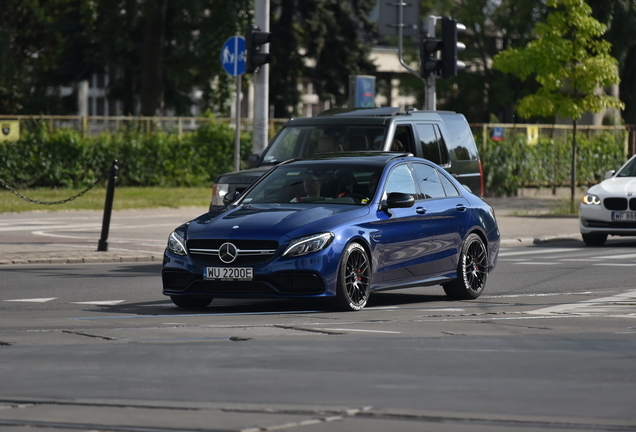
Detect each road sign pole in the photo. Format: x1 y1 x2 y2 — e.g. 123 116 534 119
426 15 437 111
234 75 241 172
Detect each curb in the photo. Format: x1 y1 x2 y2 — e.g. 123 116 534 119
500 234 581 247
0 254 163 266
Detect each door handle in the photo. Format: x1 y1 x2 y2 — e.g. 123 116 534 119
456 204 467 211
416 206 427 214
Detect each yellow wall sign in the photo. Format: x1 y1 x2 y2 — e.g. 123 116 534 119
0 121 20 142
527 126 539 145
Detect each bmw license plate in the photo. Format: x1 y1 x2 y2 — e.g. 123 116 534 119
612 212 636 221
204 267 253 281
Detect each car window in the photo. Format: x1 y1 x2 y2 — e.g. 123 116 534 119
617 157 636 177
241 164 382 205
383 164 417 199
438 170 461 196
410 163 446 199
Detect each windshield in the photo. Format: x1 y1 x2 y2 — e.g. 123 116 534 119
261 125 387 164
240 164 382 206
617 157 636 177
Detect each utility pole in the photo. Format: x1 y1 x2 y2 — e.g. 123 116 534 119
253 0 270 155
425 16 437 110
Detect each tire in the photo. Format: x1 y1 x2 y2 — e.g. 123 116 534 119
170 295 213 309
335 243 371 311
582 233 607 247
443 233 488 300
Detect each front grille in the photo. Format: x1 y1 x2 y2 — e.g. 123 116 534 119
184 272 324 296
631 198 636 210
187 239 279 265
604 197 628 210
583 219 636 229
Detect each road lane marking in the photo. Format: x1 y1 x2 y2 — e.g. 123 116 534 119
594 263 636 267
71 300 126 306
4 298 57 303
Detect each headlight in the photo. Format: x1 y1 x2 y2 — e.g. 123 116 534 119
581 193 601 205
212 183 229 206
167 230 187 256
283 232 334 257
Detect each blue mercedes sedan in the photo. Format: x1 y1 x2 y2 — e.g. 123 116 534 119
162 152 500 311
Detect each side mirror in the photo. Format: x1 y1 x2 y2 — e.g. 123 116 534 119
386 192 415 209
248 154 260 168
223 190 241 207
604 170 616 179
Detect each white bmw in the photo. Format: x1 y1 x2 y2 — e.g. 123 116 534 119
580 154 636 246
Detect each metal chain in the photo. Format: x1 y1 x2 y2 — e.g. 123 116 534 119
0 173 107 205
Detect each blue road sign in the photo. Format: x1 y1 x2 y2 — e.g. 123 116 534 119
221 36 246 76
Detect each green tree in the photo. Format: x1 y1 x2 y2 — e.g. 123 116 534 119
269 0 377 118
492 0 624 204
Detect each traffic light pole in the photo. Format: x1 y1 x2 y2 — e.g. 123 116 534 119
253 0 269 155
425 16 437 111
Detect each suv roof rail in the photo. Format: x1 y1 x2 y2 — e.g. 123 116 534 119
317 107 402 117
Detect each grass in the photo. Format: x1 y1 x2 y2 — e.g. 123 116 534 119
0 186 211 213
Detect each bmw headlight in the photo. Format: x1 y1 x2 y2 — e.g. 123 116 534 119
581 193 601 205
283 232 334 257
167 225 188 256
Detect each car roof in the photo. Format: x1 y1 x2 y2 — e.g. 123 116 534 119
283 107 457 127
282 151 412 167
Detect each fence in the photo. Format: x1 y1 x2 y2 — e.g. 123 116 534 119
469 123 632 156
0 115 289 139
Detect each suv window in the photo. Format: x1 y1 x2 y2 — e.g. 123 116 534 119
438 114 478 161
392 125 416 153
262 125 386 164
415 123 449 166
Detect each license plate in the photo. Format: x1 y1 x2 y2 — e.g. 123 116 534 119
204 267 253 281
612 212 636 221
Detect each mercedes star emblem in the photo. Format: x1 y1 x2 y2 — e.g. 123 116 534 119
219 242 238 263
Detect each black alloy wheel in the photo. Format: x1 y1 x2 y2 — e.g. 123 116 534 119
335 243 371 311
443 233 488 300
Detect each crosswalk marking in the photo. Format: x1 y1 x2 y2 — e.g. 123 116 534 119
528 290 636 316
4 298 57 303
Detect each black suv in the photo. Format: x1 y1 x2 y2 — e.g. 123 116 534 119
211 107 483 208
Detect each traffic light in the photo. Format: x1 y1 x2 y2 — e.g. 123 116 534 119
420 37 444 78
245 24 273 74
441 17 466 78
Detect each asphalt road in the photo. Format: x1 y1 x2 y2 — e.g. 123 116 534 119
1 242 635 432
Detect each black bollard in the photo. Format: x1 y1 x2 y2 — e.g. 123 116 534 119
97 160 118 252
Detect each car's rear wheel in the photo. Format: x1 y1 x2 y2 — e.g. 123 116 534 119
582 233 607 246
170 295 213 309
443 233 488 300
335 243 371 311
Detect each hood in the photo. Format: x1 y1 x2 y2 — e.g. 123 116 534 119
215 165 273 184
589 177 636 196
187 204 369 240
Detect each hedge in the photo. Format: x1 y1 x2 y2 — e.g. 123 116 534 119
0 121 627 196
0 120 253 188
478 131 627 196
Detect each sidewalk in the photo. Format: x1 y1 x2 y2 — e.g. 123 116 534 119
0 197 581 265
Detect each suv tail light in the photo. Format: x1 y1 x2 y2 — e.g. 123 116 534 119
478 160 485 196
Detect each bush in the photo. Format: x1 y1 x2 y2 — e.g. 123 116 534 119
480 130 626 196
0 119 253 188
